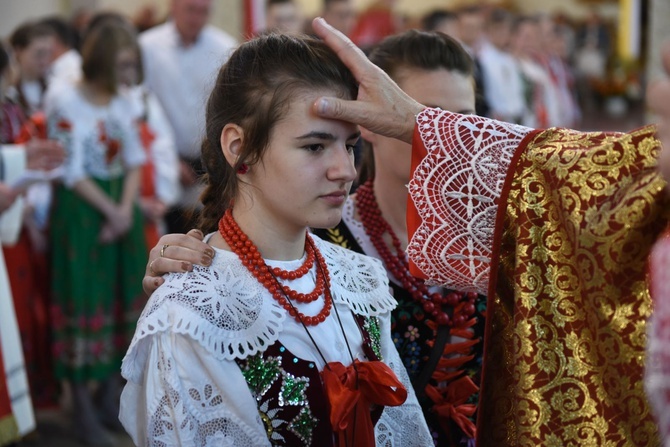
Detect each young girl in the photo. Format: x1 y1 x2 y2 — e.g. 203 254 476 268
120 33 431 446
147 30 485 446
45 21 147 445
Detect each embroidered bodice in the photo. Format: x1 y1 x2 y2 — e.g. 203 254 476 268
120 235 432 446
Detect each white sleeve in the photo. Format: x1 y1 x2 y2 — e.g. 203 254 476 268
114 97 146 170
45 92 86 188
120 332 271 447
146 93 181 205
374 312 433 447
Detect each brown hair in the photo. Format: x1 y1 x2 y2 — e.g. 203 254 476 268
9 21 54 51
198 33 357 233
80 21 139 95
358 30 474 184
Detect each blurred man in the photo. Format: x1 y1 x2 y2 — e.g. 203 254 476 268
322 0 356 37
139 0 236 233
265 0 304 34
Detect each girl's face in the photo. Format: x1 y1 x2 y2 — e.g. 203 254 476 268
116 47 140 87
15 35 53 80
367 67 476 185
239 87 359 234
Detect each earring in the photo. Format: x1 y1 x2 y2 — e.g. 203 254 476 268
237 163 249 174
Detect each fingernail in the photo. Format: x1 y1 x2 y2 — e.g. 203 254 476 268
204 248 215 258
202 256 212 266
154 279 160 287
316 98 329 115
181 262 193 272
193 229 204 238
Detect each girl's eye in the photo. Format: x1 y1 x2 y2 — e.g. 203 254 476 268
304 144 324 152
346 144 356 153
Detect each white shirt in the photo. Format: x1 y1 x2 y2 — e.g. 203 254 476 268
139 22 237 159
44 83 146 187
479 41 526 122
48 49 82 87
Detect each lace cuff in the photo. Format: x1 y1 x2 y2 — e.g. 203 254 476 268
407 108 532 294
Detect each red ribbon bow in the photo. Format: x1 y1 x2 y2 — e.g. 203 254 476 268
322 360 408 447
425 375 478 439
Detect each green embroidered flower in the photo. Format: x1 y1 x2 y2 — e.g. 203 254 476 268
241 355 281 399
289 407 318 445
279 372 309 406
364 316 383 360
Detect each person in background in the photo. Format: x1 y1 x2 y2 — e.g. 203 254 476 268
349 0 399 52
8 21 54 117
454 5 488 116
115 18 180 250
0 42 64 447
139 0 236 235
421 9 459 39
45 21 147 446
321 0 356 37
265 0 305 34
478 8 526 123
40 16 81 87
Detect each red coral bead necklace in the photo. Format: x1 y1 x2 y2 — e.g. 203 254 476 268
355 180 476 327
218 208 332 326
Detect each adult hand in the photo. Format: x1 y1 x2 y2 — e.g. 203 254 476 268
311 17 424 144
25 139 65 171
143 229 214 295
648 40 670 190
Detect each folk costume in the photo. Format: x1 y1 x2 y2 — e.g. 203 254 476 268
120 212 433 447
407 108 669 446
45 82 147 382
314 192 485 447
0 146 35 444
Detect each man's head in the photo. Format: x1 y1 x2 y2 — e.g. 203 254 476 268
266 0 304 34
323 0 356 37
171 0 212 45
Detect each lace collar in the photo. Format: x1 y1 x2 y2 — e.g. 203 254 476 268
122 235 396 382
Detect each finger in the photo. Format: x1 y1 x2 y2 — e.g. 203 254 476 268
153 243 212 269
142 275 165 296
313 96 371 125
312 17 370 81
158 232 212 256
186 228 206 241
147 257 195 276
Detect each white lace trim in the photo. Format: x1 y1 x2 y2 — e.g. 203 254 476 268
407 108 532 294
122 235 396 382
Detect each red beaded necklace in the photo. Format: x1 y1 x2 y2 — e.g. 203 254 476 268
218 208 332 326
354 180 476 328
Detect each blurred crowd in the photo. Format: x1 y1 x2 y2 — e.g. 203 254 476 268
0 0 631 445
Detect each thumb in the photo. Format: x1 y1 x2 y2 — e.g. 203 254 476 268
313 97 367 125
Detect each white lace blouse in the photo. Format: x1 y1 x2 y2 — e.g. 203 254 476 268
120 235 432 446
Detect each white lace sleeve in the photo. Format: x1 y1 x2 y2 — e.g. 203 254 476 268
407 108 533 295
119 331 270 447
374 312 433 446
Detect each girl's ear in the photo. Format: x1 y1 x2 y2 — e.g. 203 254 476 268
220 123 244 167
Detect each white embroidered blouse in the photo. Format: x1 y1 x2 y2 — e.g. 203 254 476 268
120 235 432 447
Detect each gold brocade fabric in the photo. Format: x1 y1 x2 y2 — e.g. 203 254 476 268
478 126 670 446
